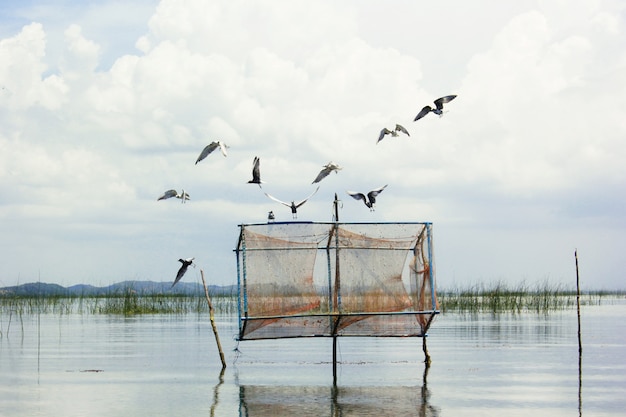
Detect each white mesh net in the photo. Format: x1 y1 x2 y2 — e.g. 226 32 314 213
236 222 438 340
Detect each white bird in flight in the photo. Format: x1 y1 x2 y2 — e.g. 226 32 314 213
264 186 320 219
377 127 398 144
378 124 410 144
171 257 194 288
394 124 410 136
414 95 457 121
157 189 190 203
312 161 342 184
347 185 388 211
195 141 228 164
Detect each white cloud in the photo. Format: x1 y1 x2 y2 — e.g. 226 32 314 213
62 24 100 75
0 23 68 110
458 8 624 197
0 0 625 290
591 11 621 35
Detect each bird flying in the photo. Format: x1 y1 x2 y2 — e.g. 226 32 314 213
377 127 398 144
171 257 194 288
195 141 228 164
378 124 410 144
347 185 388 211
177 189 190 203
157 189 190 203
395 124 410 137
413 95 457 121
248 156 263 187
264 186 320 219
312 161 342 184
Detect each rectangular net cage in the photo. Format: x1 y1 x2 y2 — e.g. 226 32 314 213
235 222 439 341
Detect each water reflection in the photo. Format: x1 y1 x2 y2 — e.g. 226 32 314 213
211 368 225 417
2 302 626 416
578 348 582 417
238 364 439 417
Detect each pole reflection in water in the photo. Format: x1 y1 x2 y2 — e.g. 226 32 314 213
238 363 439 417
210 368 225 417
420 363 435 417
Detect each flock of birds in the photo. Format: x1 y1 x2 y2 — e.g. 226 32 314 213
163 94 457 287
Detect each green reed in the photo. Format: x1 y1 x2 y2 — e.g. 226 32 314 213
0 292 238 317
0 294 76 316
438 281 615 315
1 282 622 318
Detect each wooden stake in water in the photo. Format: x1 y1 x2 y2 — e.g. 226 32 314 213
575 249 582 416
201 269 226 370
422 335 431 366
575 249 582 355
332 193 340 386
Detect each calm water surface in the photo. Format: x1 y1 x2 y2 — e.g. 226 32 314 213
1 300 625 416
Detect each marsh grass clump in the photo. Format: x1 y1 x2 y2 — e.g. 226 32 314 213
0 294 76 316
438 281 606 315
92 289 237 315
0 290 238 317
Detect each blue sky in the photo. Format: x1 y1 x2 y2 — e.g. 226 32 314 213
1 0 624 290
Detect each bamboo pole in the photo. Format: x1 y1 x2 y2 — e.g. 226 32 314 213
332 193 340 386
422 335 431 365
201 269 226 370
575 249 582 416
575 249 582 355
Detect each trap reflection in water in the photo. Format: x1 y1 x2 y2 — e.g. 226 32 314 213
238 367 438 417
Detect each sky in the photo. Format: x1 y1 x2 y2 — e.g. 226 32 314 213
1 0 625 290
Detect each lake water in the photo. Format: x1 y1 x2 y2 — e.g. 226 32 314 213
1 299 625 416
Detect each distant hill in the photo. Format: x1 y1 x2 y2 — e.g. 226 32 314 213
0 282 69 296
0 281 237 297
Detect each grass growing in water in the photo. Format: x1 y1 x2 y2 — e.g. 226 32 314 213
0 292 238 317
1 282 621 317
438 281 611 314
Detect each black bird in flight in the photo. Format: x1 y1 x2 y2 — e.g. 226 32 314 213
347 185 388 211
171 257 194 288
264 186 320 219
414 95 457 121
248 156 263 187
